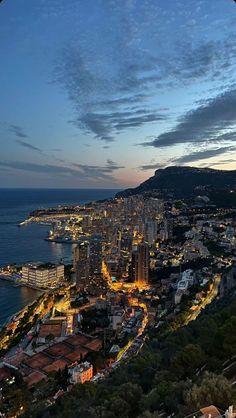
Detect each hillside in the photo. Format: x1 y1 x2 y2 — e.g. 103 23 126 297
24 286 236 418
116 166 236 202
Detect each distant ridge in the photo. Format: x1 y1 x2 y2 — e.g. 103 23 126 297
116 166 236 202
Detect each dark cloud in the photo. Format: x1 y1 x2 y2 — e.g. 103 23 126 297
169 39 234 82
198 159 236 168
173 146 236 164
0 160 123 183
76 109 166 141
79 113 114 142
139 162 167 171
10 125 28 138
209 159 236 166
0 161 78 176
72 159 124 178
140 88 236 148
95 94 149 108
139 147 236 171
16 140 43 153
53 2 236 144
57 35 236 141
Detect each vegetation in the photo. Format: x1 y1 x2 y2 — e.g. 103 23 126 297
117 166 236 203
18 291 236 418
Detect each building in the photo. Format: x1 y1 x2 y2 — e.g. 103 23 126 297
145 220 157 245
74 241 90 289
89 234 103 276
226 406 236 418
131 242 149 283
121 232 133 252
175 270 195 304
21 263 64 288
69 361 93 384
160 218 173 241
109 307 125 330
190 404 235 418
198 405 222 418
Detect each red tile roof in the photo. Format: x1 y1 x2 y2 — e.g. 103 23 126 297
23 353 51 369
43 359 69 373
39 323 62 338
200 405 222 418
24 371 47 388
45 342 72 357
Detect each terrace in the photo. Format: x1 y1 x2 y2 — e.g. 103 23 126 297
23 352 52 370
45 342 72 358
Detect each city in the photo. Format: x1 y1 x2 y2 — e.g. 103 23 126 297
1 0 236 417
1 189 236 416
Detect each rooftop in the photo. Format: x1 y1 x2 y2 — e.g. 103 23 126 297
24 371 47 388
43 359 69 374
200 405 222 418
71 361 92 373
45 342 72 358
39 323 62 338
23 262 63 270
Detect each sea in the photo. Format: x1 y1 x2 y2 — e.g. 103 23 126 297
0 188 119 327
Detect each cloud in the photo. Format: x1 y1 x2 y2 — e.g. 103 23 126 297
0 159 124 182
76 109 166 141
139 146 236 171
72 159 125 179
169 38 236 83
10 125 28 138
54 14 236 142
198 159 236 168
140 88 236 149
0 161 79 176
16 140 43 153
173 146 236 164
139 162 167 171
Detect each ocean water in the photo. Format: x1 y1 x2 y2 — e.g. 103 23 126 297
0 188 118 327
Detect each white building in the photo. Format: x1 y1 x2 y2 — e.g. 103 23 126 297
110 308 125 330
69 361 93 384
21 262 64 288
175 270 195 304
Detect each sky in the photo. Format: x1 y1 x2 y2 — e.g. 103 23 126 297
0 0 236 188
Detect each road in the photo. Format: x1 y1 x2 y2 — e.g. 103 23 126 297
185 274 221 325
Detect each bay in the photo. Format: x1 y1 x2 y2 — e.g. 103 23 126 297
0 188 118 327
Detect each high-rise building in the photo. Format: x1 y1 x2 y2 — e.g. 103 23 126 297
74 241 90 289
160 218 173 241
145 220 157 245
131 242 149 283
89 234 103 276
121 232 133 252
117 229 122 254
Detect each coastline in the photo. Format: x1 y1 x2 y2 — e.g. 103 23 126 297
0 280 42 330
0 275 44 292
0 188 118 329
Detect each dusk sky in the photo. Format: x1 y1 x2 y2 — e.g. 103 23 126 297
1 0 236 188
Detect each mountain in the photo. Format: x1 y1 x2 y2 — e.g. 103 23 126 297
116 166 236 201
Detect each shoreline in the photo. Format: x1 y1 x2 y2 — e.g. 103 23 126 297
0 284 43 330
0 275 44 292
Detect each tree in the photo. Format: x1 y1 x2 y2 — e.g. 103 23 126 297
181 372 233 415
170 344 206 378
221 316 236 355
138 412 163 418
